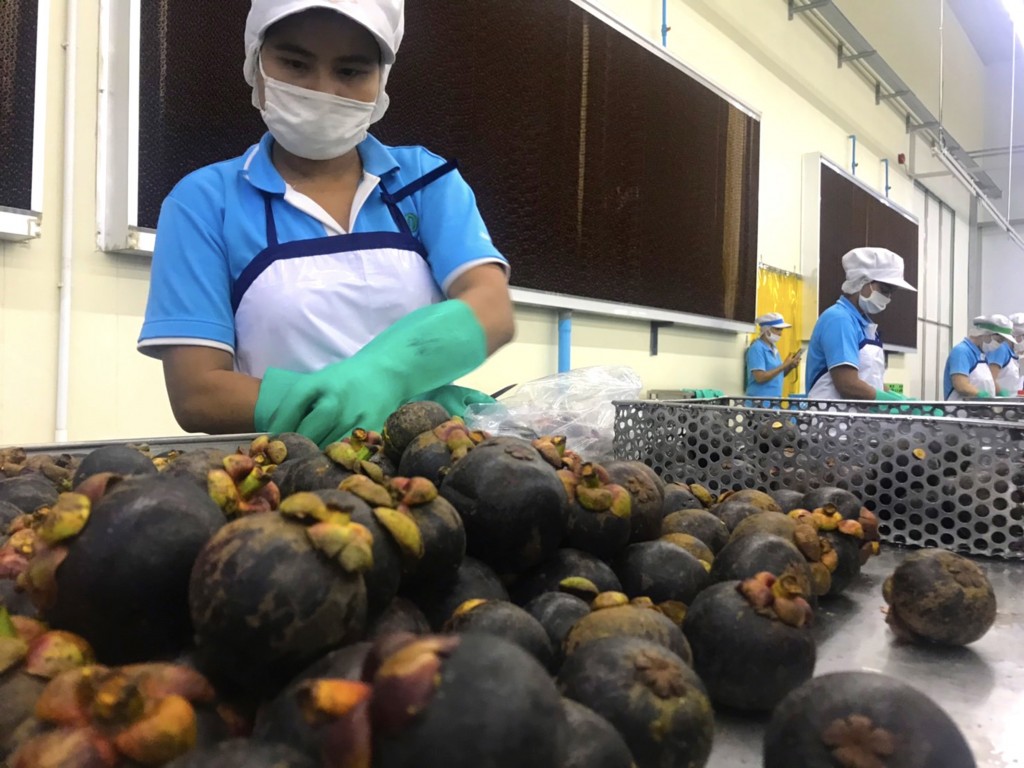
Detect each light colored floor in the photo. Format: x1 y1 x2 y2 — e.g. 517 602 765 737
707 546 1023 767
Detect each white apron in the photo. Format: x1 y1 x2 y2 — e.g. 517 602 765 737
948 358 996 401
807 324 886 399
231 162 456 378
995 356 1020 396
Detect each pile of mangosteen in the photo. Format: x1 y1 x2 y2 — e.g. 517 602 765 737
0 400 996 767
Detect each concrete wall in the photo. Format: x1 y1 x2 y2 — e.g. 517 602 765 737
0 0 990 444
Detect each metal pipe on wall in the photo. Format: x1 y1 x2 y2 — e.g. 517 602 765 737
661 0 669 46
54 0 77 443
882 158 891 197
848 134 858 175
558 311 572 373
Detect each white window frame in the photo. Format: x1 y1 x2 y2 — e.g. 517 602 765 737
0 0 50 242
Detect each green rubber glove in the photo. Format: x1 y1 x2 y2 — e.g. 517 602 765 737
998 389 1015 397
409 385 497 419
874 389 912 402
254 301 487 447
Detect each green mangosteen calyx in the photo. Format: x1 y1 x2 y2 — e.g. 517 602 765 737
559 577 601 602
591 591 631 610
326 428 386 482
248 434 289 466
35 492 92 546
738 569 813 628
279 493 376 573
532 435 568 469
208 453 280 518
367 634 461 735
635 650 690 699
689 483 716 508
822 714 896 768
297 678 373 768
0 527 35 579
435 420 486 462
340 475 395 508
373 505 425 562
23 629 95 679
575 463 632 520
0 603 29 674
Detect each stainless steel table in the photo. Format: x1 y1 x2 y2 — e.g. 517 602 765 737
707 546 1024 767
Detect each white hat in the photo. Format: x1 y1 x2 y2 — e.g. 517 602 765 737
1008 312 1024 333
971 314 1015 343
756 312 792 329
840 247 917 294
243 0 404 123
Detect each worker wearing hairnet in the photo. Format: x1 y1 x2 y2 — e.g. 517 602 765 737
745 313 801 399
986 313 1024 397
805 247 917 401
138 0 514 446
943 316 1015 400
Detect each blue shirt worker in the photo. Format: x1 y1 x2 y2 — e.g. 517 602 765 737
745 313 801 398
943 316 1014 400
987 312 1023 396
138 0 516 447
805 247 917 401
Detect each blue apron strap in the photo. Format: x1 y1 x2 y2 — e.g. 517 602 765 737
377 160 460 237
263 194 279 248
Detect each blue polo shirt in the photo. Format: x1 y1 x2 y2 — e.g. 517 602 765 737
138 133 506 356
943 338 985 399
746 338 784 397
987 341 1017 370
806 297 874 393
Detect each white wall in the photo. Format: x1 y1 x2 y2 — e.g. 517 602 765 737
0 0 992 444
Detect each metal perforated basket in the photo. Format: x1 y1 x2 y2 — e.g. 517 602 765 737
682 396 1024 422
613 400 1024 560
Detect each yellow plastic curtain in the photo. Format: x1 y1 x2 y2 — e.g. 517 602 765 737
751 268 805 397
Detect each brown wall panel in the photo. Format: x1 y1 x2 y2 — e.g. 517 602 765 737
137 0 759 322
0 0 38 211
818 164 919 349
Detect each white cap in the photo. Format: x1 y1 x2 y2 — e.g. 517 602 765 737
756 312 792 329
244 0 404 123
1009 312 1024 333
840 247 917 294
971 314 1015 343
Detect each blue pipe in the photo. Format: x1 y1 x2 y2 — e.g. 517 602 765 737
558 311 572 373
848 134 858 175
882 158 891 197
662 0 669 46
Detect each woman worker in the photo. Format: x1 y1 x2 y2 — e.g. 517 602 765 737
804 247 916 400
138 0 515 447
986 313 1024 397
745 313 801 399
943 316 1015 400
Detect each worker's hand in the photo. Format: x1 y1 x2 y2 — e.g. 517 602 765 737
410 385 496 419
254 301 488 446
783 354 800 373
998 389 1016 397
874 389 912 402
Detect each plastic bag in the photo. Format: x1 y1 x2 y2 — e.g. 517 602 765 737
464 366 643 462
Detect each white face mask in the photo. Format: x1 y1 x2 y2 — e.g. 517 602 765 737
1015 339 1024 355
256 58 376 161
859 290 891 315
982 339 1003 354
764 331 781 344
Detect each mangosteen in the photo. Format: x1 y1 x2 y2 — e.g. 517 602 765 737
661 509 730 553
558 636 713 768
398 419 486 487
820 530 862 597
0 500 22 531
206 452 281 519
801 486 862 520
383 401 451 464
764 671 976 768
524 592 591 655
561 463 632 560
369 634 567 768
883 549 996 646
29 475 225 664
275 455 352 497
710 532 814 598
443 599 554 670
252 642 372 757
509 548 621 605
367 598 430 639
563 593 692 664
405 556 508 631
0 579 35 618
367 450 398 480
684 573 815 711
662 482 703 516
614 541 710 605
189 497 370 695
722 488 782 512
561 698 634 768
312 488 402 618
660 533 714 567
160 447 234 489
731 511 798 542
166 740 318 768
770 488 807 514
271 432 322 463
603 461 665 542
0 476 58 514
342 475 466 586
713 499 766 531
71 444 156 487
440 437 568 573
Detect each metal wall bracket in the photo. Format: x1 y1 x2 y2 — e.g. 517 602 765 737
788 0 832 21
906 115 939 134
650 322 673 356
837 43 875 68
875 82 909 105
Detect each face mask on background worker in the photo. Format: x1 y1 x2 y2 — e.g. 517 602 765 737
840 248 913 316
982 337 1003 354
858 283 891 315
